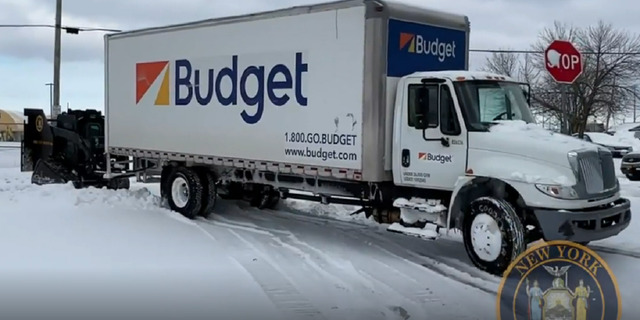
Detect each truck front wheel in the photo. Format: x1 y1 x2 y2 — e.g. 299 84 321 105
462 197 525 276
164 167 203 219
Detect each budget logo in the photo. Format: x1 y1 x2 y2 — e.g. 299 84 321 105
496 241 621 320
398 32 457 62
399 33 416 53
136 61 170 106
133 53 308 125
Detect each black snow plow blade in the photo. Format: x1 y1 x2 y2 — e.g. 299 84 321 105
31 159 69 185
31 158 131 189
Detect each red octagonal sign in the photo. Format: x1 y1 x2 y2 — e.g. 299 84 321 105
545 40 583 84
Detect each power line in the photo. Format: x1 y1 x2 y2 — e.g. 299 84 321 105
3 24 640 55
0 24 121 32
471 49 640 55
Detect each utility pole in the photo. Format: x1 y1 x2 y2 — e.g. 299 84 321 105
45 83 53 117
634 84 638 122
52 0 62 119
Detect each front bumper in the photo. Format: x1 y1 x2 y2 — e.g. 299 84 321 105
533 198 632 242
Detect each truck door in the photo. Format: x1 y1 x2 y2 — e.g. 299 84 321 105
394 80 467 190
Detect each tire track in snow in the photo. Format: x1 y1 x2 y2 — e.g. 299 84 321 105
357 228 500 294
257 207 500 294
273 232 437 316
196 223 326 320
219 206 498 302
205 211 421 317
256 209 498 318
198 201 500 303
202 207 460 316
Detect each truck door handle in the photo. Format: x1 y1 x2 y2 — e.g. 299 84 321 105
422 132 450 148
401 149 410 168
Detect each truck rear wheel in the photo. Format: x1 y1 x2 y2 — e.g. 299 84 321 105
194 168 217 219
164 167 203 219
463 197 525 276
251 185 280 209
218 182 244 200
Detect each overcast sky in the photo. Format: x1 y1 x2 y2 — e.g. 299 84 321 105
0 0 635 112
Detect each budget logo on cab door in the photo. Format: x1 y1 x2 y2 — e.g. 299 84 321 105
496 241 621 320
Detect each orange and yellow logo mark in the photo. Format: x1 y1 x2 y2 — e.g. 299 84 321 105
135 61 170 105
399 33 415 53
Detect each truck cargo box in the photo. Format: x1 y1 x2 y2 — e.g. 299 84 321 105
105 0 469 182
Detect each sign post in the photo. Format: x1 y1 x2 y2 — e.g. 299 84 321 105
544 40 583 133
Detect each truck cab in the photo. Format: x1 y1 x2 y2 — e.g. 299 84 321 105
391 71 631 274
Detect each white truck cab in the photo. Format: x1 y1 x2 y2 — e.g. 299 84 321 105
390 71 631 273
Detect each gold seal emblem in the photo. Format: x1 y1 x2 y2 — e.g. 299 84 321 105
496 240 621 320
35 115 44 132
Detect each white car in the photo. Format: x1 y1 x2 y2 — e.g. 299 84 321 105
573 132 632 157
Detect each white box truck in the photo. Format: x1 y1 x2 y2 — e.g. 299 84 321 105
104 0 631 274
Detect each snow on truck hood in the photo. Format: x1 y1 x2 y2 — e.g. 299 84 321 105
480 121 597 168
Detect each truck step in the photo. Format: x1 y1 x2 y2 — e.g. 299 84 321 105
393 197 446 212
392 197 447 227
386 223 439 240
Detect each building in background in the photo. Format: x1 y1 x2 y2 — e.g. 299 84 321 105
0 109 25 141
585 122 605 132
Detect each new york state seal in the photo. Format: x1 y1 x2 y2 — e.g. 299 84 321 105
496 240 621 320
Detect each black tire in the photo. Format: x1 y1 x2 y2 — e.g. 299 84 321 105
218 182 244 200
107 177 130 190
265 191 281 209
160 166 175 200
463 197 526 276
164 167 203 219
194 168 217 218
626 172 640 181
253 186 280 209
249 184 265 207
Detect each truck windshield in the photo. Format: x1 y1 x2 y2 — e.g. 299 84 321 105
453 80 535 131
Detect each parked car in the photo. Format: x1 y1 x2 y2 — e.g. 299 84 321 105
572 132 632 158
621 152 640 181
608 123 640 136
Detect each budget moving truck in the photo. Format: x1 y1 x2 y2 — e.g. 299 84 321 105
104 0 631 274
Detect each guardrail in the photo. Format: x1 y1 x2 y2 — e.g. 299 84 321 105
0 141 20 149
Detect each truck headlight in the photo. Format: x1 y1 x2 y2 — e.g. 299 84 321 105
535 184 578 199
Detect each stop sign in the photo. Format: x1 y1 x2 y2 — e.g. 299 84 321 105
545 40 583 84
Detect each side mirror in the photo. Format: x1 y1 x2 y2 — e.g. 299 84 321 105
414 87 431 130
522 88 531 104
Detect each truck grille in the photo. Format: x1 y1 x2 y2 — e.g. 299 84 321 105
577 151 616 194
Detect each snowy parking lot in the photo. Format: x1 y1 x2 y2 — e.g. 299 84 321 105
1 145 639 319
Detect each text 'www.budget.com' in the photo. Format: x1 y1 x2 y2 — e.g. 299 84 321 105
284 147 358 162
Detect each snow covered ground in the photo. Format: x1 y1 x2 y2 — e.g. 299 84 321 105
1 146 640 319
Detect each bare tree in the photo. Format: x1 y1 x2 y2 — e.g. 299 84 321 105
481 49 519 77
482 21 640 134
